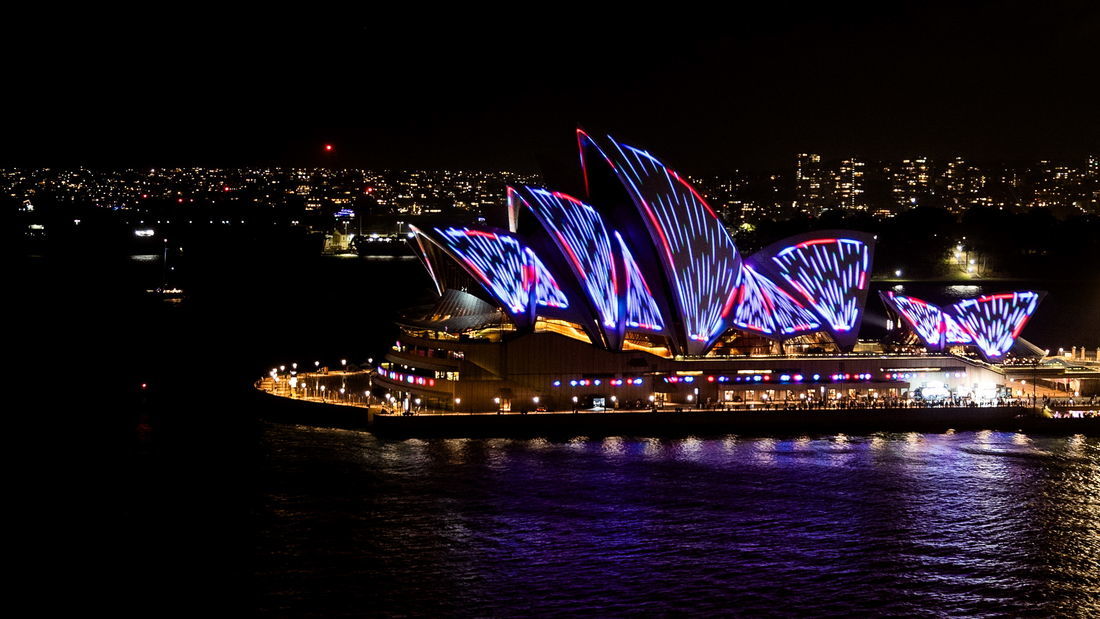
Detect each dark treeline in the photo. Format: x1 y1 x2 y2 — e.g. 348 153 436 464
736 207 1100 280
10 192 1100 281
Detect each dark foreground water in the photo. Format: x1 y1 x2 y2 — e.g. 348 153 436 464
255 425 1099 616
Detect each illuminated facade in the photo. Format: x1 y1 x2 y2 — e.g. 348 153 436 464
835 158 865 211
891 156 931 209
379 134 1055 413
795 153 826 215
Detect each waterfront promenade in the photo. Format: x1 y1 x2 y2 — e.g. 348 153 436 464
255 370 1093 416
253 369 1099 438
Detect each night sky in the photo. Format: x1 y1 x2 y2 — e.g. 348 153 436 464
3 2 1097 172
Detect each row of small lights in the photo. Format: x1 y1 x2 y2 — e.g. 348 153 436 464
376 367 437 387
546 371 973 388
551 378 645 387
661 372 968 384
270 360 342 379
270 358 373 377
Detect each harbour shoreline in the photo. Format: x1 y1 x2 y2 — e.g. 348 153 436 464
252 388 1099 438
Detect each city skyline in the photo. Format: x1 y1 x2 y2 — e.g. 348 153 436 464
7 150 1097 221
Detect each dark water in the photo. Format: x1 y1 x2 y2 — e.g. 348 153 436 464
15 250 1100 615
255 426 1099 616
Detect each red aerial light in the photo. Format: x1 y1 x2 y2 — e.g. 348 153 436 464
324 144 334 152
140 383 147 389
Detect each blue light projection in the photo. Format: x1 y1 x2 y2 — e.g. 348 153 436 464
880 290 1041 360
522 188 618 329
527 248 569 309
943 314 973 344
428 226 569 317
882 292 945 348
604 139 742 352
733 265 821 339
948 292 1041 360
771 238 870 335
615 231 664 331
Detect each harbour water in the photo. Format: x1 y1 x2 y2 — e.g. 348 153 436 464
254 425 1099 615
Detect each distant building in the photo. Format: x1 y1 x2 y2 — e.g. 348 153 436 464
795 153 826 215
943 157 985 213
891 157 931 209
835 158 865 211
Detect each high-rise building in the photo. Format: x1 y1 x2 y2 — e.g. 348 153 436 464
835 158 865 211
795 153 825 215
892 157 931 208
1030 160 1077 209
943 157 984 213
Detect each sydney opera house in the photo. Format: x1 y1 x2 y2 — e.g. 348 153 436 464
375 131 1058 413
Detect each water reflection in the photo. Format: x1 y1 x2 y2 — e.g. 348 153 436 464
944 284 982 298
259 425 1100 616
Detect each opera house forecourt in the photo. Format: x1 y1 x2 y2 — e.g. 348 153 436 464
258 131 1100 434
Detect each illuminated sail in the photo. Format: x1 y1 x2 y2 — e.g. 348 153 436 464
412 225 570 328
733 265 822 339
767 236 873 347
948 292 1042 360
881 292 945 348
616 231 664 331
520 188 618 329
603 138 742 354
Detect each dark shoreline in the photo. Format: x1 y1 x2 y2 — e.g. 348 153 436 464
252 390 1099 439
